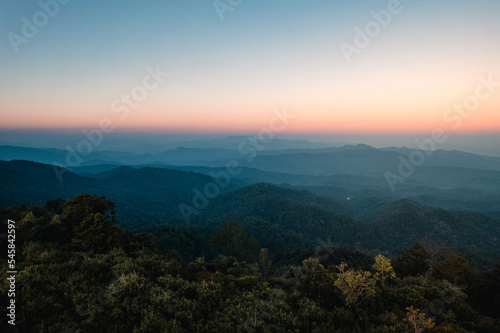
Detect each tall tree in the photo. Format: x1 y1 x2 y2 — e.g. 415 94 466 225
212 221 259 262
392 243 430 277
372 254 396 284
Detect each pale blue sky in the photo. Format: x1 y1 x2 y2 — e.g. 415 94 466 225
1 0 499 153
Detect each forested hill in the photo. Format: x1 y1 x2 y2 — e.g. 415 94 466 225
196 182 352 221
359 199 500 256
192 183 363 253
192 183 500 260
0 160 241 225
1 160 499 261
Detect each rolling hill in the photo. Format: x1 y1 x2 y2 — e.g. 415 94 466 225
1 160 499 261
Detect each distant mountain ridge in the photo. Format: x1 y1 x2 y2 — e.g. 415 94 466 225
3 141 500 218
3 143 500 173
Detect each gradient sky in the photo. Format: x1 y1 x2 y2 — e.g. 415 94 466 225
1 0 499 136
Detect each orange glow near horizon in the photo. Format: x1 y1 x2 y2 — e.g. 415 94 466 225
2 103 499 134
2 1 500 141
2 75 499 134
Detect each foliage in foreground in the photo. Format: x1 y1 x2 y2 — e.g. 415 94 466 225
0 194 499 332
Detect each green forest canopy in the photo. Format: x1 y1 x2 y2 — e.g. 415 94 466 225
0 194 499 332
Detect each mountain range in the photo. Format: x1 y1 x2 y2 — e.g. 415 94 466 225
1 159 499 267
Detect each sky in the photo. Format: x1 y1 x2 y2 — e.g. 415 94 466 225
0 0 499 152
